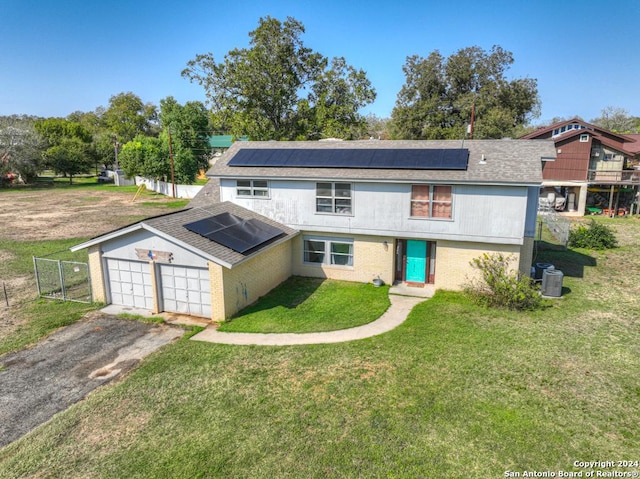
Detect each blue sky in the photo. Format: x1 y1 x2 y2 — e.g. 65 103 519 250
1 0 639 126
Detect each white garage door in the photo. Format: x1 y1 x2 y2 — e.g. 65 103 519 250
106 259 154 310
159 265 211 318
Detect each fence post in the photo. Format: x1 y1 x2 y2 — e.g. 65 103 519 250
33 256 42 297
57 259 66 300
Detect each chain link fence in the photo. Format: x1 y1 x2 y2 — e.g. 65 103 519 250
33 257 92 303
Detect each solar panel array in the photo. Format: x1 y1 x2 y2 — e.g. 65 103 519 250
184 212 284 254
227 148 469 170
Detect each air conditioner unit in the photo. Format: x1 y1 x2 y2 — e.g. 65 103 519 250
542 269 563 297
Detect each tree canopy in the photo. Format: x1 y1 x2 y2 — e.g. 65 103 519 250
390 46 540 140
35 118 95 183
182 16 376 140
590 106 640 134
0 115 45 184
118 135 168 181
159 96 212 182
102 92 158 143
118 97 213 184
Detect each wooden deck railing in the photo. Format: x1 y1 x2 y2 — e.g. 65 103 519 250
587 170 640 183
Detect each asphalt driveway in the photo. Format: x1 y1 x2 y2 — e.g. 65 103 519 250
0 313 183 448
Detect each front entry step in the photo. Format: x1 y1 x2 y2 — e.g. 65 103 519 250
389 282 435 298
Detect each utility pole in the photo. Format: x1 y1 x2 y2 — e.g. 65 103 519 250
469 103 476 140
167 128 176 198
113 135 119 170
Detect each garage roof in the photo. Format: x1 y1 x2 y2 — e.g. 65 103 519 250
71 202 298 269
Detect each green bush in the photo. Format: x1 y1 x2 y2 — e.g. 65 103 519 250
568 219 618 250
464 253 542 311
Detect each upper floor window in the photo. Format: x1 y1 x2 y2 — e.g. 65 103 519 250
411 185 452 219
580 134 589 142
237 179 269 197
553 123 585 137
316 182 352 214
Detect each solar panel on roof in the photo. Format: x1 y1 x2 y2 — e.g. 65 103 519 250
227 148 468 170
184 214 284 254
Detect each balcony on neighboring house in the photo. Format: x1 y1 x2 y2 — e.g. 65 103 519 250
587 169 640 183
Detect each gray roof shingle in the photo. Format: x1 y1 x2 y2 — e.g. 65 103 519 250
206 139 554 185
142 202 297 267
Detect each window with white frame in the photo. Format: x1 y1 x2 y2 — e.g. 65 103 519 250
580 134 589 142
303 237 354 266
236 179 269 197
316 182 352 214
410 185 452 219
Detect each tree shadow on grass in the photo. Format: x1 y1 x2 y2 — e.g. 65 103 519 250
533 241 596 278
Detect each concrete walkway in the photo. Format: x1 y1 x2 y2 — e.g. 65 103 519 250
190 294 425 346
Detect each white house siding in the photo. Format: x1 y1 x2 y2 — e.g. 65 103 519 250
220 179 529 246
100 229 210 268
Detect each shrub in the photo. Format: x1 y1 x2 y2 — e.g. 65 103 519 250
464 253 542 311
568 219 618 250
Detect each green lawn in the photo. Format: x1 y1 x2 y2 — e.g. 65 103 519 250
0 218 639 477
218 277 390 333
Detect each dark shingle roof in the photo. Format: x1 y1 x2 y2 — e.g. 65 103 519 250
207 140 554 185
142 202 297 267
188 177 220 208
72 202 297 268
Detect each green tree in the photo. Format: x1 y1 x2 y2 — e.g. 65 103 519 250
0 115 45 184
391 46 540 140
35 118 95 183
182 16 376 140
118 135 168 181
102 92 158 143
159 96 212 182
590 106 638 133
43 138 94 183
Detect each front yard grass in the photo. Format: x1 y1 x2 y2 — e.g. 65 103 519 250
218 277 390 333
1 217 639 477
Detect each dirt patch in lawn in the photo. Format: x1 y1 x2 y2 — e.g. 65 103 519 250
0 188 180 241
0 186 189 340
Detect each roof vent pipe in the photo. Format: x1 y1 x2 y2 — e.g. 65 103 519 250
479 154 486 164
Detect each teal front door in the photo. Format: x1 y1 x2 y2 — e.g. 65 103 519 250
406 240 427 283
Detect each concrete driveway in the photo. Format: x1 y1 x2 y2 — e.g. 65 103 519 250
0 313 183 448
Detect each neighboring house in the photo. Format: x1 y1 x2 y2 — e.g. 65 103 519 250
520 118 640 215
72 140 553 321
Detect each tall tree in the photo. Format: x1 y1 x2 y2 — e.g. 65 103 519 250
0 115 45 184
35 118 95 183
159 96 212 182
391 46 540 140
182 16 376 140
118 135 168 181
102 92 158 143
591 106 638 133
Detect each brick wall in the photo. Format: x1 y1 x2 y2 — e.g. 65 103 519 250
87 245 106 303
210 240 293 321
435 240 522 290
292 232 395 285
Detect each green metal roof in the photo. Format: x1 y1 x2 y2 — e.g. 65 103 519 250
209 135 249 148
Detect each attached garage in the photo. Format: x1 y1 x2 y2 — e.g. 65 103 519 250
72 202 297 321
159 264 211 317
106 259 154 310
